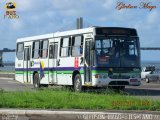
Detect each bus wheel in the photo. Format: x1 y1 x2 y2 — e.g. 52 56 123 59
33 73 40 88
74 74 82 92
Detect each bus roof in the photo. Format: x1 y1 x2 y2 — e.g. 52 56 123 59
16 27 95 43
17 33 54 43
16 27 137 43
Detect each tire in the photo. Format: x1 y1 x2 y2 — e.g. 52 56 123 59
145 78 150 83
33 73 40 88
73 74 82 92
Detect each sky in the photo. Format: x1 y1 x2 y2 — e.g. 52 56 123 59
0 0 160 62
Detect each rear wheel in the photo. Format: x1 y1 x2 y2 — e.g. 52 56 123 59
33 73 40 88
74 74 82 92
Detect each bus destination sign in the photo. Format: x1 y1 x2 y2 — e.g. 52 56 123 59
96 27 137 36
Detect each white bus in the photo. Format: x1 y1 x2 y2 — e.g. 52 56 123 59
15 27 141 91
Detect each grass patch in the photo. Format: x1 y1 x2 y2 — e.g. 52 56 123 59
0 88 160 110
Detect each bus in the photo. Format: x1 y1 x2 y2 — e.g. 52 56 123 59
15 27 141 91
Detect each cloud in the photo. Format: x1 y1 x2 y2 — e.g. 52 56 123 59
10 20 24 30
16 0 32 12
51 0 77 10
0 0 160 61
133 10 160 47
147 10 159 25
16 0 53 12
103 0 117 10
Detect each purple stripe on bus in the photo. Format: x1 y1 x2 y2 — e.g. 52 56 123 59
15 67 110 72
15 67 85 71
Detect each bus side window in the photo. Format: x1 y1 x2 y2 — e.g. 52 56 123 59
32 41 40 59
16 43 24 60
41 40 48 58
49 44 58 59
60 37 71 57
49 45 54 59
71 36 83 57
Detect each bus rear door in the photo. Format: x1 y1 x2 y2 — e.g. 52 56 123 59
23 46 31 83
49 42 58 84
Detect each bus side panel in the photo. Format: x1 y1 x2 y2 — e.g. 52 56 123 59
15 42 24 83
15 57 24 83
57 57 74 85
30 58 49 85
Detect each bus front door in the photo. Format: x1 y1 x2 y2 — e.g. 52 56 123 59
49 42 58 84
23 46 31 83
84 39 93 84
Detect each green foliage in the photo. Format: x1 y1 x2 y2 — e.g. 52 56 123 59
0 88 159 110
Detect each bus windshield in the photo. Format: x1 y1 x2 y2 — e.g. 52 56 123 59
95 37 140 67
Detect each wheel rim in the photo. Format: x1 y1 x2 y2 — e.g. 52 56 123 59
34 74 39 88
75 76 81 91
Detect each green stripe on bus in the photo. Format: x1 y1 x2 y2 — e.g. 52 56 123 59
15 71 23 74
92 70 107 74
15 70 139 75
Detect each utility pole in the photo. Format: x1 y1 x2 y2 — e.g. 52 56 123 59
76 17 83 29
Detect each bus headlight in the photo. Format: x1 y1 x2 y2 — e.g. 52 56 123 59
95 74 99 78
95 74 107 79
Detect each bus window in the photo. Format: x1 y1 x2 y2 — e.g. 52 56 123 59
32 41 40 59
60 37 71 57
49 43 58 59
42 40 48 58
72 36 83 57
49 45 54 58
24 48 30 61
128 42 138 56
16 43 24 60
54 44 58 59
95 39 113 56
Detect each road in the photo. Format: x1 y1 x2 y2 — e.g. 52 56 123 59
0 77 160 99
0 109 159 120
0 78 33 91
125 82 160 99
0 77 160 120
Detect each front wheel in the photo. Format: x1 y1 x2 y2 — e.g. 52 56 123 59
33 73 40 88
74 74 82 92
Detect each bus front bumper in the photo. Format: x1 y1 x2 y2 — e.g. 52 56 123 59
92 78 141 87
